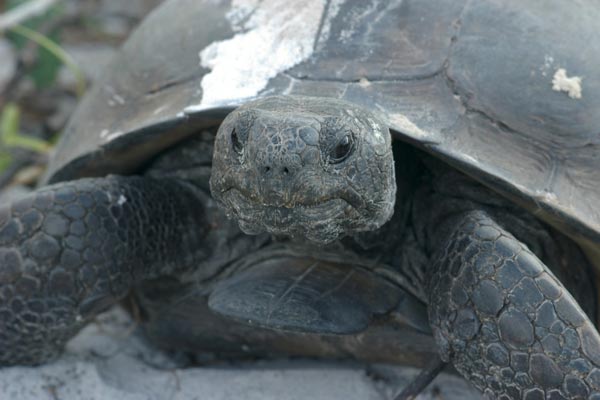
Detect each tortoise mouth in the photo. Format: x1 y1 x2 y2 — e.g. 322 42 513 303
221 188 359 243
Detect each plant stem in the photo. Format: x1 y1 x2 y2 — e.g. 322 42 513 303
9 23 86 96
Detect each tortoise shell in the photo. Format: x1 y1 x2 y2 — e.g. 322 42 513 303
45 0 600 261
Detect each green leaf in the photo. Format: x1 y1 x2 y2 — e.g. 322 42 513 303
6 0 68 89
29 33 63 88
9 24 86 95
0 102 20 138
0 151 13 174
0 103 52 153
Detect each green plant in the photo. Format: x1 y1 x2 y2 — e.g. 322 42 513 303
0 103 52 173
0 0 87 175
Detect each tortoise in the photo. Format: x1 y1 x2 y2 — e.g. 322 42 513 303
1 0 600 398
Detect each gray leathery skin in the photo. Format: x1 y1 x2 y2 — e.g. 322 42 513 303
428 211 600 399
0 176 207 365
210 96 396 244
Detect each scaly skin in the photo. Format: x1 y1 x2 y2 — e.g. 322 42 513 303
429 211 600 399
210 95 396 244
0 176 206 365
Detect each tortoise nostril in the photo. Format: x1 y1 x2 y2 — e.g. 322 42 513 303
261 165 294 176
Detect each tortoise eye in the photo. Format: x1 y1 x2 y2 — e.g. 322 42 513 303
231 128 244 155
329 134 354 164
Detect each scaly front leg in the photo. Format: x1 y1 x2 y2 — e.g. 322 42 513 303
0 176 207 365
428 210 600 399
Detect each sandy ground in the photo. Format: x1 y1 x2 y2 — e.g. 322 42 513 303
0 307 483 400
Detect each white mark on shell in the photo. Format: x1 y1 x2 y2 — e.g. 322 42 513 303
152 105 167 115
540 55 555 77
358 77 371 88
102 131 125 142
461 154 479 165
112 94 125 105
552 68 582 99
534 190 558 203
314 0 347 49
105 85 126 107
117 195 127 206
186 0 336 111
388 114 429 138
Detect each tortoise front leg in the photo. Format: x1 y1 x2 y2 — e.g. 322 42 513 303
428 210 600 399
0 176 207 365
